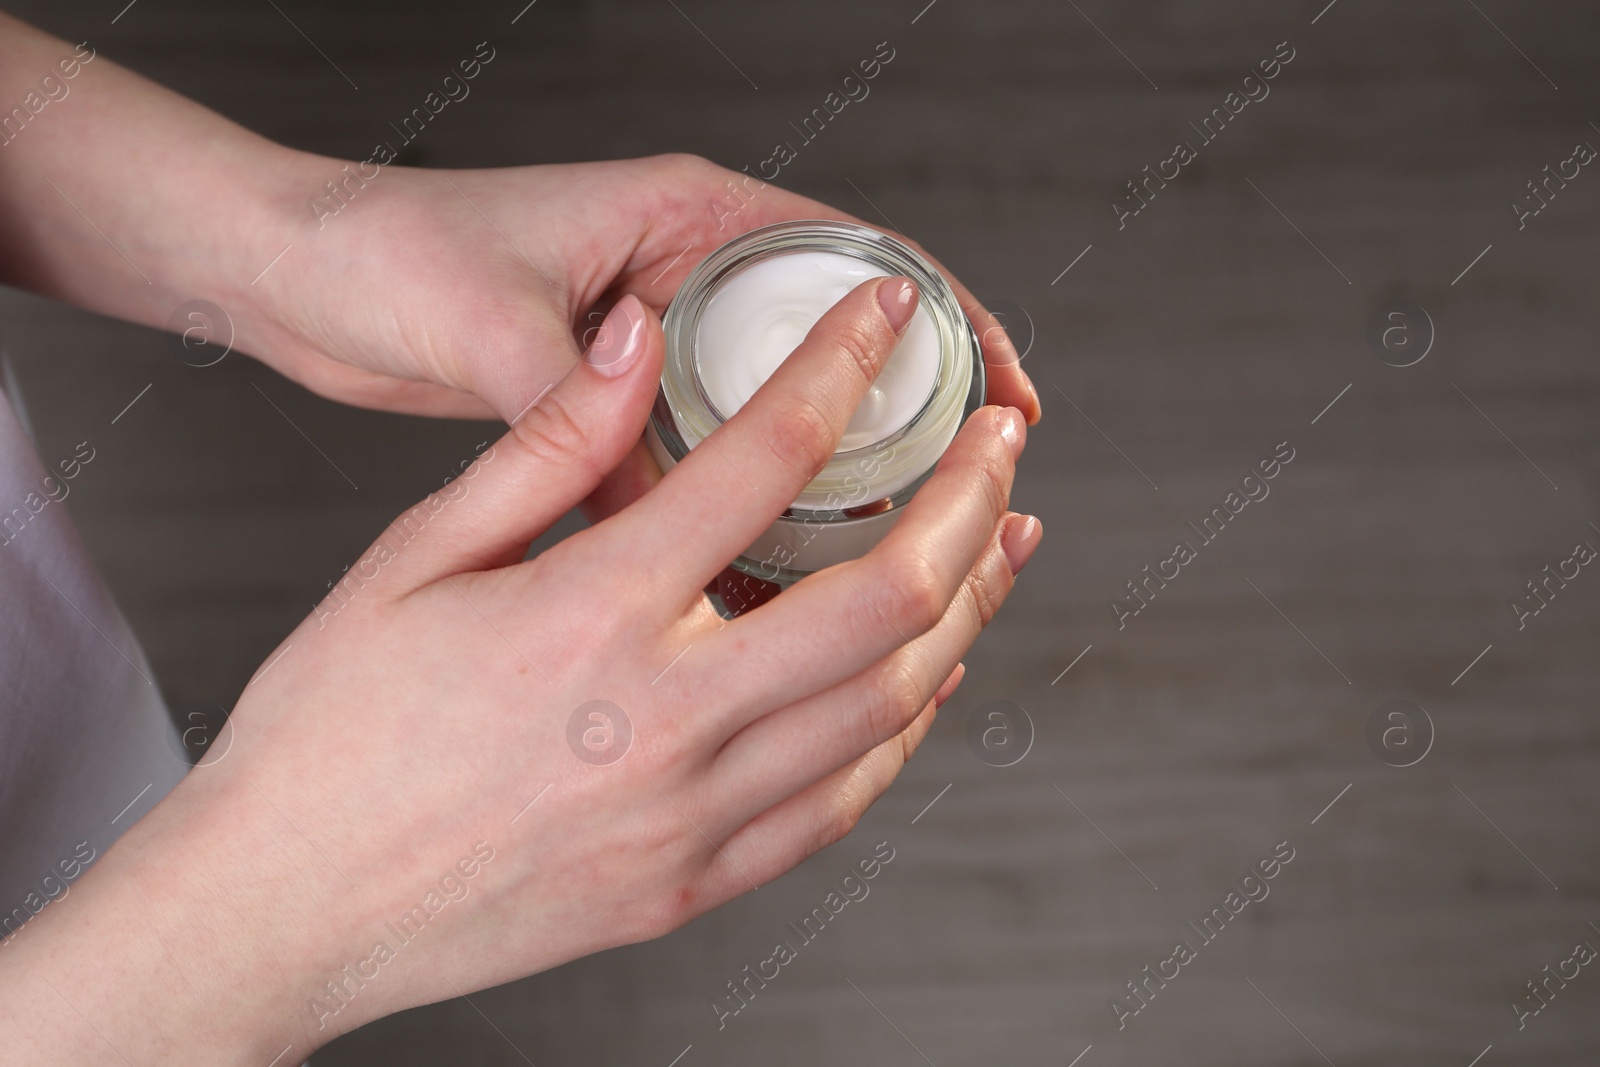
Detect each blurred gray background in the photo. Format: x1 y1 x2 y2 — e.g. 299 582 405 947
3 0 1598 1063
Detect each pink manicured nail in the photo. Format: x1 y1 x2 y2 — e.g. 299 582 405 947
996 406 1025 459
1000 513 1042 575
876 277 918 335
934 662 967 707
586 295 646 377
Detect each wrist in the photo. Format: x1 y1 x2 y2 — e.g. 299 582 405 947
0 773 371 1063
0 32 314 340
172 143 331 357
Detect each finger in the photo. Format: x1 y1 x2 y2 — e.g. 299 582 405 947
703 699 939 898
580 433 662 525
849 238 1038 422
705 514 1039 829
673 173 1040 424
619 276 919 597
373 295 664 585
942 270 1040 426
645 223 1040 426
583 453 784 611
682 404 1023 731
845 232 1039 423
584 440 777 602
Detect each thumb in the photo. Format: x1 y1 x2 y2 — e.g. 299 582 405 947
383 294 663 582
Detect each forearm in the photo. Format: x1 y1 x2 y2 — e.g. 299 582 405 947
0 12 304 334
0 774 366 1064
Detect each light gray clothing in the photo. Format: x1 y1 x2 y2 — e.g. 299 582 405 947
0 379 186 942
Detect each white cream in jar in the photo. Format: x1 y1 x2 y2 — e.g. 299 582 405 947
648 221 984 584
694 251 942 457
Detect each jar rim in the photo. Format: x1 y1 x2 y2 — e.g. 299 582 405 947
653 220 982 514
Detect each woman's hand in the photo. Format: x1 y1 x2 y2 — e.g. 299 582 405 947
241 152 1041 426
0 277 1040 1064
0 19 1037 435
244 153 1043 604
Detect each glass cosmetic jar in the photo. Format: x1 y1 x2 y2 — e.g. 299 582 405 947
647 220 985 585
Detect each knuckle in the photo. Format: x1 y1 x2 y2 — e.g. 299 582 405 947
900 706 934 762
624 884 698 944
962 552 1012 630
651 883 704 939
860 663 926 745
815 796 863 853
649 151 722 182
971 437 1014 519
511 390 594 472
873 554 946 638
764 396 837 479
648 705 700 763
632 809 685 858
972 447 1011 521
830 320 884 386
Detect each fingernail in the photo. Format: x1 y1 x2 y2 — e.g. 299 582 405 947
1024 377 1042 424
1000 513 1042 575
996 406 1025 460
876 277 918 335
934 662 966 707
586 295 646 377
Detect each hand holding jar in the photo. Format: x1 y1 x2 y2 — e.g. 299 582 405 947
0 276 1039 1063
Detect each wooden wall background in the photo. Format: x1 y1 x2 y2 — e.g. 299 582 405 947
3 0 1596 1063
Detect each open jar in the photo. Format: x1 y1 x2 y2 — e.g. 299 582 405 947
647 220 985 585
